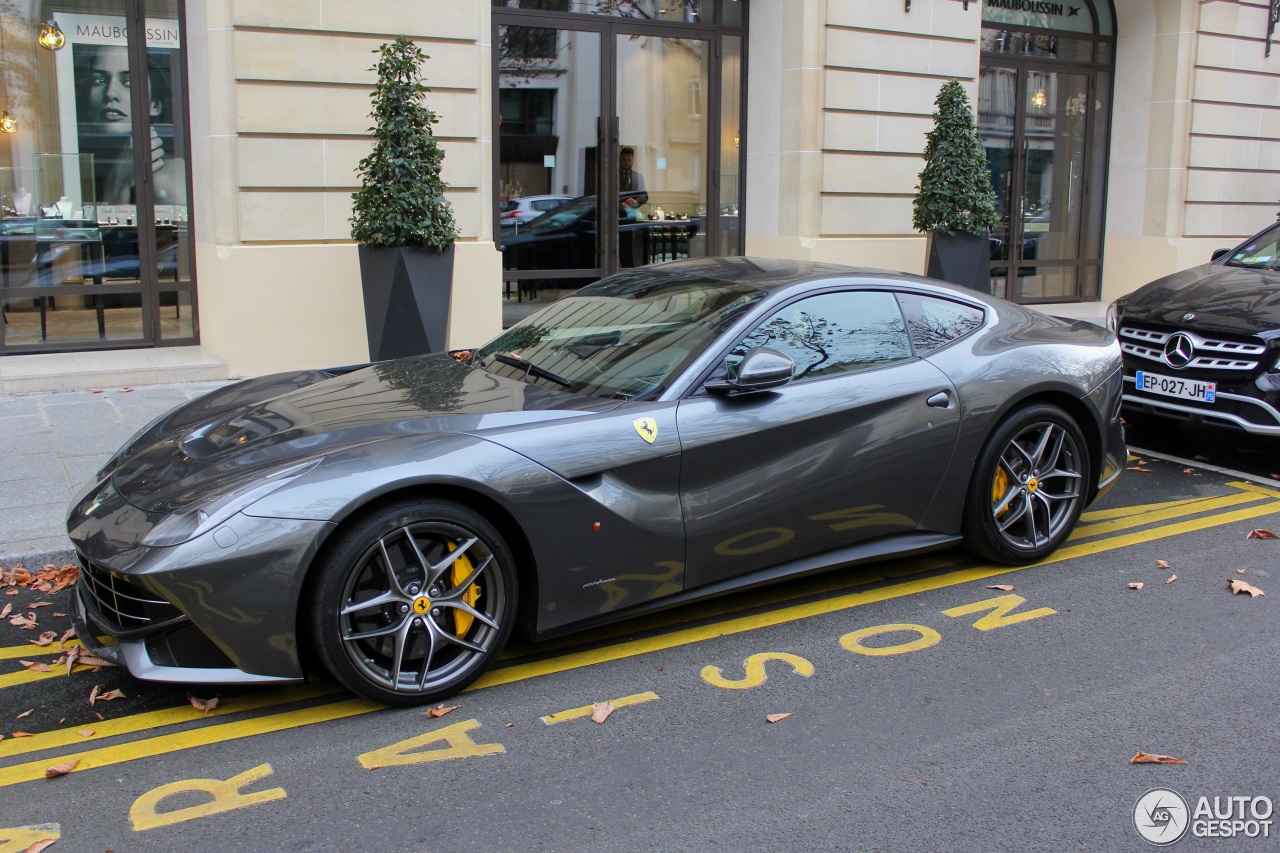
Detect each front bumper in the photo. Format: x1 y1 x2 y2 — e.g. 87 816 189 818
68 511 334 684
1121 374 1280 435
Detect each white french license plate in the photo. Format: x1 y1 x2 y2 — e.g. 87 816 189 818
1135 370 1216 403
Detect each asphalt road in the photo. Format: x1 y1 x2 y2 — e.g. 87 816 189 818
3 455 1280 852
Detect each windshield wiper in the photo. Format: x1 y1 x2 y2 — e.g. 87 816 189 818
492 353 572 387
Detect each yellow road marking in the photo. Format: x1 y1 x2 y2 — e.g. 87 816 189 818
0 660 118 691
541 691 660 724
0 640 85 662
1228 480 1280 500
1 490 1277 788
0 683 338 760
1070 491 1263 541
0 699 379 787
1079 496 1214 522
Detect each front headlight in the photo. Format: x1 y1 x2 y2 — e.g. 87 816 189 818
1105 300 1120 333
140 458 323 547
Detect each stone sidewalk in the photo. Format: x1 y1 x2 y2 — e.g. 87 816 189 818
0 380 230 567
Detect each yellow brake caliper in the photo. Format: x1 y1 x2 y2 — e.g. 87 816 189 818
993 467 1011 518
448 543 481 638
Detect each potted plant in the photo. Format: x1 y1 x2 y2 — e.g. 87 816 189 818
912 79 999 294
351 37 459 360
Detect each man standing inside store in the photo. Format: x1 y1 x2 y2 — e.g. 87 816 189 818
619 146 647 215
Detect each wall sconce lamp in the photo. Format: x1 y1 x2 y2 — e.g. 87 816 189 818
0 111 16 133
38 20 66 51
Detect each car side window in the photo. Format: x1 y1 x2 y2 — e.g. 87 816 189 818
727 291 912 382
898 294 985 354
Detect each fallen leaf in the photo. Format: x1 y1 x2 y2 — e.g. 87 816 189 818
1166 575 1178 584
26 601 52 609
97 688 126 702
77 728 95 737
90 388 104 393
1129 582 1145 590
16 709 32 719
504 723 516 728
1228 578 1265 598
765 713 793 723
88 684 102 705
77 654 116 669
118 386 133 392
188 695 218 713
0 603 9 618
1155 560 1172 570
18 660 51 673
1247 529 1279 540
986 584 1015 591
426 704 458 718
591 701 615 724
65 646 81 676
25 840 58 853
51 612 66 617
9 613 37 628
1132 750 1188 765
1183 468 1195 474
59 628 76 644
1126 466 1151 473
1273 474 1280 481
4 589 16 595
29 631 57 646
45 759 80 778
11 731 33 738
1193 455 1210 462
94 712 103 721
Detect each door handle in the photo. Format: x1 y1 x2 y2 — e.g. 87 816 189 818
926 391 953 409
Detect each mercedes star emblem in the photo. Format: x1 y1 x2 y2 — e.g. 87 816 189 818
1163 332 1195 369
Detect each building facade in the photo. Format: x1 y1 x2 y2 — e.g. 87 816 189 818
0 0 1276 377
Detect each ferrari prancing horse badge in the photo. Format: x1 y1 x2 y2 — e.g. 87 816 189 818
632 417 658 444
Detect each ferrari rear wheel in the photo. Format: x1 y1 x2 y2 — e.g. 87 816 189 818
309 500 517 706
964 404 1089 565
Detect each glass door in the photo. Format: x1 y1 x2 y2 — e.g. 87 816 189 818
613 32 710 270
496 8 734 307
979 62 1094 303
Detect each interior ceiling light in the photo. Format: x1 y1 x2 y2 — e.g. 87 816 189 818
1031 89 1048 109
0 111 16 133
38 20 66 51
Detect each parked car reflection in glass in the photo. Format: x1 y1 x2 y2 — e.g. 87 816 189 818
500 194 701 272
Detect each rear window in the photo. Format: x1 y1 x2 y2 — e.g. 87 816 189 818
898 293 985 354
534 199 563 211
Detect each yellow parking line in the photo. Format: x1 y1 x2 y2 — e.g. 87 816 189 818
1080 496 1214 522
1 494 1276 789
1070 491 1263 541
0 640 84 662
0 660 118 691
0 698 378 787
0 682 339 760
1229 481 1280 500
542 691 660 724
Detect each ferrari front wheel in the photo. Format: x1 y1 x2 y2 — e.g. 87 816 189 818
964 404 1089 565
309 500 517 706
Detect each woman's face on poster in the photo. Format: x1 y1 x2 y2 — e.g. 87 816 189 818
86 46 160 134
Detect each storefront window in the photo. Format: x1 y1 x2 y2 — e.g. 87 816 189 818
0 0 194 352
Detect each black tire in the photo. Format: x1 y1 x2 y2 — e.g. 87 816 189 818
308 500 517 706
963 404 1090 565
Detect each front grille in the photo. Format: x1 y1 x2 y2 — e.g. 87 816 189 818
78 555 182 633
1119 325 1267 373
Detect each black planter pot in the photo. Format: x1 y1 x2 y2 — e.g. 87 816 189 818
926 231 992 294
358 245 454 361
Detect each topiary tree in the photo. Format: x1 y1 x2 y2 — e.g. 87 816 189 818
351 37 459 250
912 79 999 236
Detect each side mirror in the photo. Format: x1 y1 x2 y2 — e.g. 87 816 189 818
706 346 795 394
1211 248 1232 262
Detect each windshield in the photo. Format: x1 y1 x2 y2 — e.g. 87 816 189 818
1224 222 1280 269
473 270 766 400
